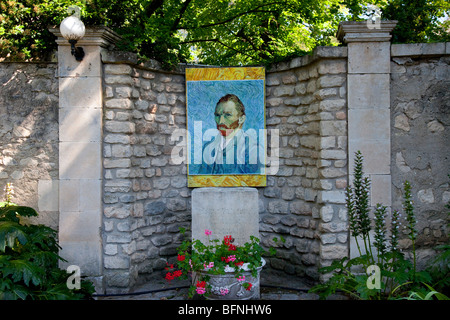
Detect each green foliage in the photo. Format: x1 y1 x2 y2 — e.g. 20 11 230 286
403 283 449 300
310 151 449 300
382 0 450 43
0 184 94 300
2 1 448 68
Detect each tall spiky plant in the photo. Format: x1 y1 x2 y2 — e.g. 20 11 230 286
374 204 388 265
346 151 374 264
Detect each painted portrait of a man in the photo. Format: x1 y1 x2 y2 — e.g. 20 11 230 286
186 67 266 187
197 93 263 175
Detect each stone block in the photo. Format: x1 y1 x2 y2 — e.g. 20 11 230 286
320 120 347 136
317 75 345 88
320 234 336 245
191 188 259 246
318 60 346 74
320 222 348 233
112 144 132 158
59 179 79 212
59 77 102 109
104 204 132 218
321 149 347 160
319 99 346 111
104 255 130 269
104 121 135 134
370 174 391 206
80 179 102 211
104 64 133 75
268 200 290 214
105 99 133 109
347 74 390 109
115 86 132 98
104 75 134 85
38 180 59 212
391 43 446 57
57 45 102 78
348 41 391 74
319 190 346 204
104 180 132 193
58 240 103 276
418 188 435 204
348 139 390 175
273 86 294 97
103 158 131 168
320 244 348 260
348 108 390 140
59 142 102 179
59 107 102 142
320 206 334 223
59 210 101 242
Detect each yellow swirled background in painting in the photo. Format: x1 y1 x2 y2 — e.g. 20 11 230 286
186 67 265 81
188 175 266 187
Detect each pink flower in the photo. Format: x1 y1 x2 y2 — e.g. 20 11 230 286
196 287 206 295
237 275 245 282
224 255 236 263
205 229 212 235
220 288 229 295
203 262 214 269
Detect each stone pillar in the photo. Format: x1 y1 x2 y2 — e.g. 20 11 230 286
49 27 121 290
191 188 260 246
337 21 397 257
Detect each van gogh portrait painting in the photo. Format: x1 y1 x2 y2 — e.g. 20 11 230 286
186 67 266 187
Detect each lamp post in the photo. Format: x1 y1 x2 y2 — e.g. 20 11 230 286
60 7 85 61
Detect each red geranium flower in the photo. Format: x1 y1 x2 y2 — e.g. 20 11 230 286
224 235 233 245
177 254 186 261
196 281 206 288
173 270 182 277
165 272 174 281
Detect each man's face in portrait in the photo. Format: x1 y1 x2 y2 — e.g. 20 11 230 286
214 100 245 137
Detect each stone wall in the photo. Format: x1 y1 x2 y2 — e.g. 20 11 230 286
1 26 448 294
390 44 450 268
101 56 190 290
261 47 349 281
0 62 59 228
98 47 349 291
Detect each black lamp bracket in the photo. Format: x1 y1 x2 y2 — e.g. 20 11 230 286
69 39 85 61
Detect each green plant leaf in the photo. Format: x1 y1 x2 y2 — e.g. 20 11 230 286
422 283 449 300
0 221 28 251
3 259 44 287
0 205 38 219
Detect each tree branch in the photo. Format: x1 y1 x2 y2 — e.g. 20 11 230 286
171 0 193 31
177 2 285 30
180 38 255 59
145 0 165 17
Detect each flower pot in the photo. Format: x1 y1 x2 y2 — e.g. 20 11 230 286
195 258 265 300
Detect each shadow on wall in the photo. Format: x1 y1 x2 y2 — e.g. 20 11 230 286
0 63 59 228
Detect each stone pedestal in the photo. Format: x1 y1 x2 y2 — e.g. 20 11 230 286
191 188 259 246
